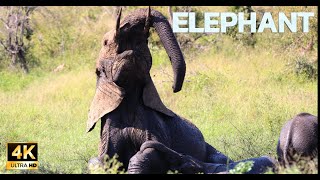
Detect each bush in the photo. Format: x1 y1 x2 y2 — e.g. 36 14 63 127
226 6 257 47
229 161 254 174
88 154 126 174
287 57 318 80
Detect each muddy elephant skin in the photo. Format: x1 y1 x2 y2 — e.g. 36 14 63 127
128 141 276 174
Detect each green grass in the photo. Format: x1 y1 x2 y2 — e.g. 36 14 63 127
152 41 317 162
0 6 318 174
0 66 100 173
1 38 317 174
0 71 44 92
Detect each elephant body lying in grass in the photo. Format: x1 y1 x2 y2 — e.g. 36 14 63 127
277 112 318 166
87 8 231 173
127 141 276 174
127 113 319 174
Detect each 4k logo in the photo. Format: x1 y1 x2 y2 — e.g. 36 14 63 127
6 142 38 170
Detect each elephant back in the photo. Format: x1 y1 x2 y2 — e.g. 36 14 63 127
277 113 318 165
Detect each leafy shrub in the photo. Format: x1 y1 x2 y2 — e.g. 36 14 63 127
226 6 257 47
229 161 254 174
293 57 318 80
88 154 126 174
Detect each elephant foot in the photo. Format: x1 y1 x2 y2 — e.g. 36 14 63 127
204 156 277 174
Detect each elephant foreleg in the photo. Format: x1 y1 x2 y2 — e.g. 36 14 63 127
128 147 168 174
139 141 205 174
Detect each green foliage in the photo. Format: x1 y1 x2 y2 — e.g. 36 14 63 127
273 6 317 51
0 7 36 73
15 7 108 72
226 6 257 47
148 6 206 53
88 154 126 174
292 57 318 80
150 46 170 68
167 170 181 174
0 70 44 91
229 161 254 174
254 6 317 59
0 67 99 174
0 154 5 173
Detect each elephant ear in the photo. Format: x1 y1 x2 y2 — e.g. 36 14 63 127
143 77 174 117
86 81 125 132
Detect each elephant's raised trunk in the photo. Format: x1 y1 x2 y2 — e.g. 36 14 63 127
117 8 186 93
150 10 186 93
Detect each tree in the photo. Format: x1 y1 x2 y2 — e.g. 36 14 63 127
0 6 36 73
226 6 257 47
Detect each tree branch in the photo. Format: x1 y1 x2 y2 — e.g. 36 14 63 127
0 40 18 54
0 39 8 49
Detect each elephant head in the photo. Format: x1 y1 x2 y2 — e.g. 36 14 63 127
86 7 186 132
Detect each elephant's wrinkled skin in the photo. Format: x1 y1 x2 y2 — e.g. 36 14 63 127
87 8 232 173
128 141 276 174
277 112 318 166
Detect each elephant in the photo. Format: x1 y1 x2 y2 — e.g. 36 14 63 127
276 112 318 166
127 141 276 174
86 7 232 173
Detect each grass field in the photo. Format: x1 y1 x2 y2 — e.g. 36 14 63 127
0 38 317 174
0 6 318 174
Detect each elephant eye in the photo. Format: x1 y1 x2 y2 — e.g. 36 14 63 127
95 68 101 77
103 40 108 46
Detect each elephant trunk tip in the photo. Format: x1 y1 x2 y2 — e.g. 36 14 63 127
150 9 186 94
173 85 182 93
172 60 186 93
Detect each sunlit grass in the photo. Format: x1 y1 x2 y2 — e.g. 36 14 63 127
0 6 317 174
0 66 100 173
152 39 317 161
0 39 317 174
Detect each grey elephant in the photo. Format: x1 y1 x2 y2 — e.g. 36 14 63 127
87 7 232 173
127 141 276 174
277 112 318 166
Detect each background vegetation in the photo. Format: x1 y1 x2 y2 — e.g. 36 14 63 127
0 6 317 174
